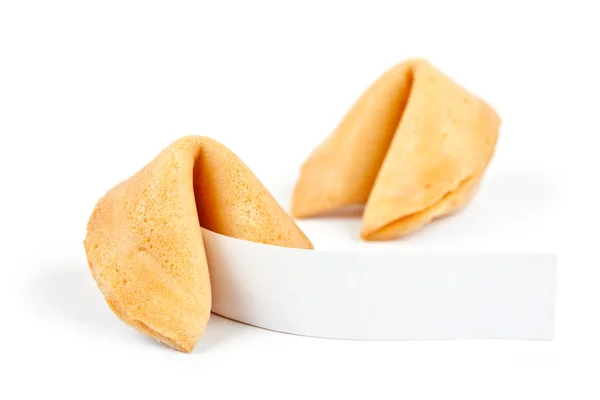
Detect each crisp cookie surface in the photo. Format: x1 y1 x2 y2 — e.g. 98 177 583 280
84 136 312 352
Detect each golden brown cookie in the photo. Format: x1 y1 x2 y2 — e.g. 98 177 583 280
291 59 500 240
84 136 312 352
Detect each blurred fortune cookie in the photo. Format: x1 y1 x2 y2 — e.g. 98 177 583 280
292 58 500 240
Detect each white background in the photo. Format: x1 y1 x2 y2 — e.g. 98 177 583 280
0 1 597 399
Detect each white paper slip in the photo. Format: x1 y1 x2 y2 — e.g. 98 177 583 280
202 170 557 340
203 239 556 340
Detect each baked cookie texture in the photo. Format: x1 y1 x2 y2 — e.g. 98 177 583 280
84 136 312 352
291 59 500 240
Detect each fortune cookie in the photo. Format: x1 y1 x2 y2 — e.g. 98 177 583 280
84 136 312 352
292 59 500 240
